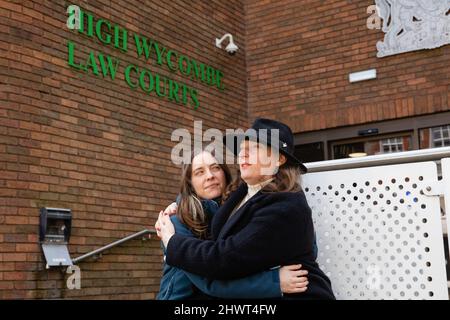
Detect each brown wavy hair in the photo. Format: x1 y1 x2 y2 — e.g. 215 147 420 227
177 151 232 239
224 164 302 201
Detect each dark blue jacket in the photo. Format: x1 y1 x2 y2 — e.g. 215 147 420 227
157 199 282 300
166 184 335 300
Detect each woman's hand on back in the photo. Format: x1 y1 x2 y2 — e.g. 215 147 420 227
279 264 309 294
154 211 163 238
164 202 178 215
154 203 177 238
159 211 176 247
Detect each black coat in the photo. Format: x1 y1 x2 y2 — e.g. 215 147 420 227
166 183 335 300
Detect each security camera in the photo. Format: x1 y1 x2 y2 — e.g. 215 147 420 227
225 42 238 55
215 33 238 55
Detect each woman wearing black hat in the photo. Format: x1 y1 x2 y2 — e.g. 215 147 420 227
159 118 335 299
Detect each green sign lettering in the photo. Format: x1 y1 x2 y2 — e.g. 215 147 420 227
66 3 226 110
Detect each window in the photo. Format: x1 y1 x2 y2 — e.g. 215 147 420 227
333 142 365 160
294 142 325 163
432 125 450 147
380 137 404 153
419 124 450 149
332 135 412 159
294 113 450 161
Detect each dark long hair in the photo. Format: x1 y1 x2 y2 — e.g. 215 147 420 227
177 151 232 239
224 163 302 201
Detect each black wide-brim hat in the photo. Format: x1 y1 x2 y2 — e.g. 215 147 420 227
223 118 308 173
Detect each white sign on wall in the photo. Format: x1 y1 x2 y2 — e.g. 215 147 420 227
375 0 450 57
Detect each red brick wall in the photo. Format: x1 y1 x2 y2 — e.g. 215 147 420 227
245 0 450 134
3 0 449 300
0 0 246 299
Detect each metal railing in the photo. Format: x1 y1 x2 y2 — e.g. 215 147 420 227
72 229 157 264
304 146 450 173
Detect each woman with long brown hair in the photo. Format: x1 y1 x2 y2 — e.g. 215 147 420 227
159 118 335 299
156 149 309 300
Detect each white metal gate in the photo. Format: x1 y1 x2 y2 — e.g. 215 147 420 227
303 159 449 300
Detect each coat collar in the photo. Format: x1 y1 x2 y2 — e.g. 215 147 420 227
211 183 247 238
213 183 266 240
246 178 273 200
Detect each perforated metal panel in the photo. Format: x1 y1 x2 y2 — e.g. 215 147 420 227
442 158 450 249
303 161 448 300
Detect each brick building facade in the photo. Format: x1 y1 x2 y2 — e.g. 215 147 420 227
247 0 450 162
1 0 449 299
1 0 246 299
